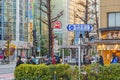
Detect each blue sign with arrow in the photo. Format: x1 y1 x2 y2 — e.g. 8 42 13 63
67 24 76 31
67 24 93 32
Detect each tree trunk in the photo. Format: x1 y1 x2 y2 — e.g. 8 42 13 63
47 0 52 57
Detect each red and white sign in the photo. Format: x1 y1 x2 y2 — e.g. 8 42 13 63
52 21 61 29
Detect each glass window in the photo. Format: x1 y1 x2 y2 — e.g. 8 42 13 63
13 2 16 8
0 9 2 13
0 15 2 22
0 34 2 40
20 35 24 41
116 13 120 26
13 9 16 14
0 28 2 34
0 22 1 27
108 12 120 27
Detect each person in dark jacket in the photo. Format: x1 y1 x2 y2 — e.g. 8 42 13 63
55 55 60 64
16 56 24 67
26 57 36 64
83 55 86 65
98 55 104 66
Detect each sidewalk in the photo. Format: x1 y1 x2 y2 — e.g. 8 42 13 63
0 73 14 80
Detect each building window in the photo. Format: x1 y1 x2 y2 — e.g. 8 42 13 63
108 12 120 27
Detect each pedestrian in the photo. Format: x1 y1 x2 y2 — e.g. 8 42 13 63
83 54 86 65
55 55 60 64
31 55 36 64
16 56 24 67
111 53 118 64
26 57 36 64
98 55 104 66
52 55 56 64
85 55 91 65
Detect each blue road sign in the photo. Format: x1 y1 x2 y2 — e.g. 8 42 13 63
67 24 75 31
67 24 93 31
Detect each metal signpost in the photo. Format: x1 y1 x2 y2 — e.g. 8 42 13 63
52 21 61 64
67 24 93 80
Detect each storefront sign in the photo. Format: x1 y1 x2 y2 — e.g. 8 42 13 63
101 30 120 39
97 44 120 50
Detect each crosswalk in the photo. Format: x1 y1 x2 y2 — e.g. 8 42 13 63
0 73 14 80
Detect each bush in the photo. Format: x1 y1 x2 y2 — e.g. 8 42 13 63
80 63 120 80
14 64 78 80
15 63 120 80
98 64 120 80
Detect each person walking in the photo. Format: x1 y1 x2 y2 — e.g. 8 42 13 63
98 55 104 66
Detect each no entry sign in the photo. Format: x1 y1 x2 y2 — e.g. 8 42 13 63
52 21 61 29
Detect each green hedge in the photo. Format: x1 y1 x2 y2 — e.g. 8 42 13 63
15 64 120 80
79 63 120 80
14 64 79 80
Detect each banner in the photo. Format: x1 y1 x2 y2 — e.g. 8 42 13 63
28 0 34 46
28 22 33 45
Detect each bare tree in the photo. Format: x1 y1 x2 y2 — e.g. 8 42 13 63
39 0 63 57
76 0 99 38
75 0 99 54
4 1 13 63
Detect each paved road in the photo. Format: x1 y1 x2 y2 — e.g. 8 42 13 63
0 63 16 80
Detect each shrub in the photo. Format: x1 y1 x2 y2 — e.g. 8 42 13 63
98 64 120 80
80 63 120 80
14 64 77 80
15 63 120 80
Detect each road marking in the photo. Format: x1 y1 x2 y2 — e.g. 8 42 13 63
0 73 14 79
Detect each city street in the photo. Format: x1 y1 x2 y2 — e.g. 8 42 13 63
0 63 15 80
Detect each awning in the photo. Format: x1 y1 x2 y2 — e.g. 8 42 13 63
99 27 120 31
93 39 120 45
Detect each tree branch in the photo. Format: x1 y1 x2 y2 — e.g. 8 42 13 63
75 14 85 22
38 17 48 25
51 10 64 22
39 7 48 14
77 9 85 13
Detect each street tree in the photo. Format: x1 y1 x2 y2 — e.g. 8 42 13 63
75 0 99 54
75 0 99 38
4 1 13 63
39 0 63 57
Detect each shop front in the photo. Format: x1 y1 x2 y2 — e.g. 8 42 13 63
97 43 120 64
95 28 120 64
